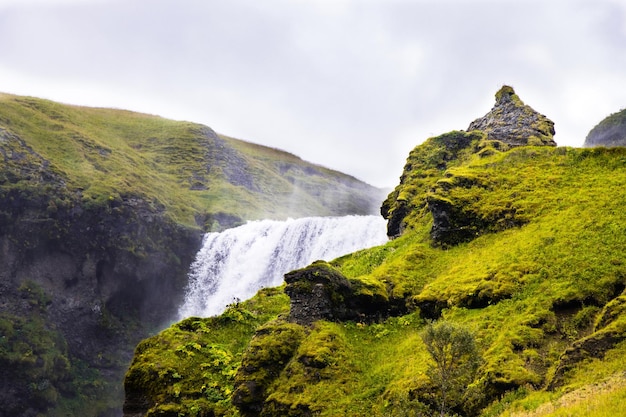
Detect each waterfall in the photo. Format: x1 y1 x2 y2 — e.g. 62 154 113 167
178 215 388 318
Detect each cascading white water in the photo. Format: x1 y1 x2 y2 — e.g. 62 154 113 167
178 215 388 318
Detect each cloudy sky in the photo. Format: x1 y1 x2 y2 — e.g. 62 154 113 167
0 0 625 188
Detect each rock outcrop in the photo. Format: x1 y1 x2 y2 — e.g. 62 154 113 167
232 320 306 417
584 108 626 147
381 130 480 238
468 85 556 147
0 126 204 416
285 261 405 325
382 86 556 243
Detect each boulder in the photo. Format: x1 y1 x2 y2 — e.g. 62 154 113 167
284 261 402 325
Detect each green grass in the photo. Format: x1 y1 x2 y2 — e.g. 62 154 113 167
126 135 626 416
0 93 382 229
489 342 626 417
124 287 290 417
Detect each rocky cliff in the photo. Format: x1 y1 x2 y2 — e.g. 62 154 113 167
123 86 626 417
584 108 626 148
0 93 384 416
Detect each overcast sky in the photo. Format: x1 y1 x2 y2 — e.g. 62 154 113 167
0 0 625 188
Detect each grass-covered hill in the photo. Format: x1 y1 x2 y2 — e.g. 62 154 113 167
124 89 626 417
0 93 384 417
0 93 384 230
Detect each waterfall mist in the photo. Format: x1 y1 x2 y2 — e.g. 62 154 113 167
178 215 388 318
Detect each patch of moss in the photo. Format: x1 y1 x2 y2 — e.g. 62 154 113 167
124 288 289 416
0 312 71 414
0 281 121 416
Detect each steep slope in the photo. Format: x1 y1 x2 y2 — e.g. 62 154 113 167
0 93 384 417
584 108 626 148
0 93 384 229
124 87 626 417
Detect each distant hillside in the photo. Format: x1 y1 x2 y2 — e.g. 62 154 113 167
0 93 384 231
0 93 384 417
584 108 626 148
124 87 626 417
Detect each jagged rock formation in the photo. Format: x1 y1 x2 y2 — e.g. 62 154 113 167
382 86 556 242
584 108 626 147
468 85 556 147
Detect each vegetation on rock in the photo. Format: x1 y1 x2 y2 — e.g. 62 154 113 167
125 88 626 417
584 108 626 148
123 287 290 417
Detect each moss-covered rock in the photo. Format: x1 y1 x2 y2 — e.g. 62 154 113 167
548 290 626 389
427 166 528 246
261 321 355 417
284 261 401 325
468 85 556 148
381 130 482 238
123 289 290 417
382 86 555 242
232 319 306 417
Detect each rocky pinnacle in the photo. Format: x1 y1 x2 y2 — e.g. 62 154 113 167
468 85 556 147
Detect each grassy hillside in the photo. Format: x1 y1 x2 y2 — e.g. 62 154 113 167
0 93 383 230
0 92 385 417
125 135 626 416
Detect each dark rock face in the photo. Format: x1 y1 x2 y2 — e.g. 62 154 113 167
0 202 202 416
285 261 354 325
584 108 626 147
284 261 404 326
0 130 203 416
468 85 556 147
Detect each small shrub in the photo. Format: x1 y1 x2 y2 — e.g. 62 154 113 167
421 321 483 416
